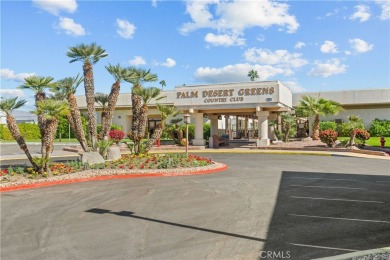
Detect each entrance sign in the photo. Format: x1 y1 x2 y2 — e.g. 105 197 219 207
174 81 290 107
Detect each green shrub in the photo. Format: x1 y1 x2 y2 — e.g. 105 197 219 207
180 123 195 140
0 124 13 140
18 123 40 139
203 123 210 140
369 118 390 137
337 115 365 137
319 121 337 131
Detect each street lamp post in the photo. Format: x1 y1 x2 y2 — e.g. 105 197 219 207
184 113 191 158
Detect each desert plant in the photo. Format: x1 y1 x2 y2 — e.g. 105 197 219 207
109 130 125 145
319 129 338 147
97 139 114 159
354 129 370 147
281 113 296 142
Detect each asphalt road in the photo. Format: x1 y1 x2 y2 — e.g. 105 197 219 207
1 154 390 260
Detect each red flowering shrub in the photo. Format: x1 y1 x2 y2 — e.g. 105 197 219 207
354 129 370 141
0 169 8 176
109 130 125 144
319 129 338 147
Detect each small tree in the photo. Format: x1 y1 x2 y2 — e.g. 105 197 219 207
281 113 296 142
109 130 125 145
319 129 338 147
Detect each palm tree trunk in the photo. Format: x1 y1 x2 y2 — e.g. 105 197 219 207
6 115 39 170
83 62 98 151
145 123 164 152
44 119 59 172
102 81 120 140
312 114 320 140
131 86 142 154
35 92 47 159
68 93 89 152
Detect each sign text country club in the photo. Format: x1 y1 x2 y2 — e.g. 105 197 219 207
176 87 275 103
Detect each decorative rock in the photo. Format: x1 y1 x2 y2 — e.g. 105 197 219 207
272 140 284 145
107 146 121 161
346 146 359 150
80 152 105 165
301 137 313 142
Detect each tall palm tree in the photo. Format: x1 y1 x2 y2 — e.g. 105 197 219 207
124 68 158 152
247 70 259 81
297 95 343 140
159 80 166 90
18 76 57 156
34 99 70 172
55 75 89 152
145 104 179 151
101 64 133 140
131 86 163 153
0 97 39 170
67 43 108 151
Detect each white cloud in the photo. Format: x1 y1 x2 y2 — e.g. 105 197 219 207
244 48 308 68
375 0 390 20
32 0 77 16
349 38 374 53
180 0 299 38
151 0 158 7
282 81 304 93
0 89 26 98
129 56 146 66
320 40 338 54
294 41 306 49
0 68 35 83
308 58 347 78
161 58 176 68
349 5 371 22
56 17 85 36
204 33 245 46
256 34 265 42
116 19 136 39
194 63 288 83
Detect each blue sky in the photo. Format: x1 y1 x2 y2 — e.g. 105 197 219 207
1 0 389 110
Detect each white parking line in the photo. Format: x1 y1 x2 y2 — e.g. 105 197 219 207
290 185 367 190
289 214 390 224
288 242 357 252
290 196 384 203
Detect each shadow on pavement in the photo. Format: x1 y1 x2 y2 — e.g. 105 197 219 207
260 171 390 259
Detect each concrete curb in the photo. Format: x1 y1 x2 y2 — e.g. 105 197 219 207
314 246 390 260
0 163 227 193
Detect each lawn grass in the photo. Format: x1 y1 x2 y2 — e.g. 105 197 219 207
338 136 389 148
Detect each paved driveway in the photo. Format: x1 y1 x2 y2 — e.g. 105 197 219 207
1 154 389 260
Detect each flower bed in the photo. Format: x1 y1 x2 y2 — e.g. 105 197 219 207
0 154 214 184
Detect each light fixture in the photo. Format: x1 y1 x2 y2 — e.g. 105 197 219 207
189 108 194 114
184 113 191 124
256 106 261 112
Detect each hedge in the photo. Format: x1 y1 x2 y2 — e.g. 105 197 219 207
0 123 40 140
369 118 390 137
319 121 337 131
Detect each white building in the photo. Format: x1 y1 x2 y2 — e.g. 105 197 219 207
76 81 390 147
0 110 37 124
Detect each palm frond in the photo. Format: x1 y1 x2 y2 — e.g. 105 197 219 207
34 99 70 120
67 43 108 64
18 76 57 93
0 97 27 113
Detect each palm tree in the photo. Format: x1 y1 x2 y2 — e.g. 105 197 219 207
167 118 184 144
67 43 108 151
132 86 164 153
101 64 133 140
0 97 39 170
55 75 89 152
281 112 296 142
34 99 70 172
18 76 57 156
247 70 259 81
124 68 158 152
159 80 166 90
95 92 109 122
145 104 179 151
297 95 343 140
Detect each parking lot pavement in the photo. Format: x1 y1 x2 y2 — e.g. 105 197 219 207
1 154 389 260
261 171 390 259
